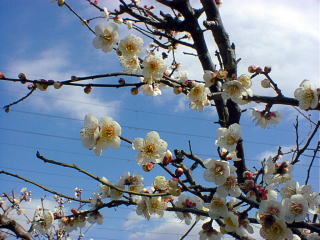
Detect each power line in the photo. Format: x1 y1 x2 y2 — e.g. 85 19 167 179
2 110 297 147
1 141 319 168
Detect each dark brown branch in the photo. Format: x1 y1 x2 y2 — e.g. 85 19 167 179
180 219 198 240
0 214 34 240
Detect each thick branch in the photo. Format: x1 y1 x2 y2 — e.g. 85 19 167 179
0 214 33 240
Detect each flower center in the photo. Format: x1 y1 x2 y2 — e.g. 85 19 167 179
228 85 240 95
102 31 113 42
290 203 303 215
212 164 224 176
225 135 237 145
100 125 115 141
267 207 280 216
224 177 237 189
149 61 159 73
125 43 137 53
144 143 156 157
304 89 315 104
212 198 224 208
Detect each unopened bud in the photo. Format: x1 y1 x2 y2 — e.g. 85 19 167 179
27 84 34 90
71 208 78 215
54 81 63 89
57 0 65 7
4 107 10 113
131 87 139 95
36 79 49 91
175 168 184 177
0 72 5 78
173 86 183 95
142 162 154 172
84 86 92 94
264 66 272 73
255 66 263 73
18 73 27 83
113 15 123 24
162 150 173 165
248 65 257 73
118 78 125 84
71 75 78 81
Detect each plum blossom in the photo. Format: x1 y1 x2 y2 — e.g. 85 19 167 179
153 176 169 191
132 131 168 165
175 194 205 225
187 82 210 111
215 123 241 152
251 108 281 128
199 227 222 240
141 83 162 96
294 80 319 110
264 158 292 186
33 208 54 234
142 54 167 80
258 200 283 219
119 172 144 192
118 34 144 57
223 212 239 233
237 74 252 89
80 114 121 156
92 23 119 53
203 70 217 87
94 116 121 155
208 195 228 219
221 80 252 104
216 175 242 198
203 159 230 185
120 55 141 74
282 194 308 223
136 196 167 219
259 216 293 240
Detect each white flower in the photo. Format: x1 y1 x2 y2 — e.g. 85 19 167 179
90 193 103 208
208 195 228 219
153 176 169 191
203 70 217 87
142 54 167 80
102 7 109 19
199 228 222 240
110 184 124 200
237 74 252 89
126 20 133 29
175 194 205 225
120 55 141 74
216 175 242 198
261 78 271 88
141 83 162 96
33 209 54 234
223 212 239 233
260 216 293 240
221 80 252 104
80 114 100 149
88 211 103 225
94 116 121 155
118 34 144 57
187 82 210 111
282 194 308 223
203 159 230 185
119 172 144 192
252 108 281 128
92 23 119 53
136 197 167 219
132 131 168 165
258 200 283 219
309 193 320 215
215 123 241 152
99 177 111 198
294 80 319 110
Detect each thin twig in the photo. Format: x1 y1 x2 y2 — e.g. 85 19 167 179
0 171 88 203
305 142 320 185
3 88 35 110
180 219 198 240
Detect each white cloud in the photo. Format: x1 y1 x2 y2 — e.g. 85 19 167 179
6 47 120 119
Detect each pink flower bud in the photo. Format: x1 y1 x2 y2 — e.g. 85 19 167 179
175 168 184 177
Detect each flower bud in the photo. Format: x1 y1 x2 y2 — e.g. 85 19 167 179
0 72 5 78
113 15 123 24
71 75 78 81
71 208 78 215
264 66 272 73
36 79 49 91
261 79 271 88
175 168 184 177
248 65 257 73
255 66 263 73
131 87 139 95
215 0 223 6
84 86 92 94
27 84 35 90
54 81 63 89
173 86 183 95
57 0 65 7
4 107 10 113
118 78 126 84
162 150 173 165
142 162 154 172
18 73 27 84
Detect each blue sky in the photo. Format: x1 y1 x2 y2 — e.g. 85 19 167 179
0 0 319 239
